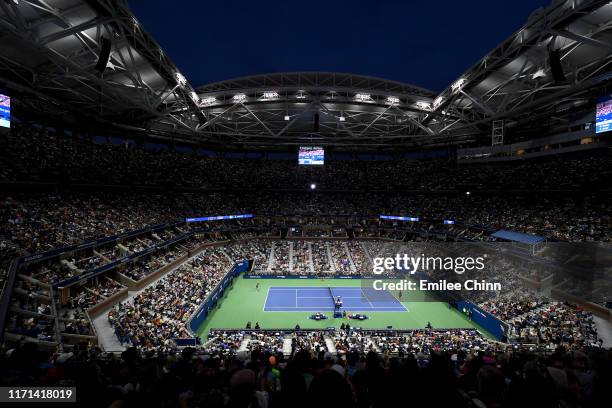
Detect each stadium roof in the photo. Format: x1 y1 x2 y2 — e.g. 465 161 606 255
0 0 611 150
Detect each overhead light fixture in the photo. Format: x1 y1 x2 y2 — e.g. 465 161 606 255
416 101 431 110
451 78 467 93
175 72 187 87
233 93 247 103
190 91 199 103
532 68 546 79
284 115 290 121
386 96 400 105
339 116 346 122
200 96 216 106
355 93 371 102
262 91 279 100
433 96 444 109
295 91 307 99
310 183 316 190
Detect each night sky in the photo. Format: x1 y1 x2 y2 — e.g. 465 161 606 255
128 0 550 92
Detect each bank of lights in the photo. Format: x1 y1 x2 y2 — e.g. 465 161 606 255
233 94 247 103
199 97 216 106
416 101 431 110
175 72 187 87
262 91 279 100
386 96 400 105
433 96 444 109
451 77 467 93
532 68 546 79
355 93 371 102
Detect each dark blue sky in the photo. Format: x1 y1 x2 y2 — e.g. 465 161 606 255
128 0 549 92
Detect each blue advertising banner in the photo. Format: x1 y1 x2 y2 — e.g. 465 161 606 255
456 300 508 341
188 260 251 334
186 214 253 223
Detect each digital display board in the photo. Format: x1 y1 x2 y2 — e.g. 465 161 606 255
298 146 324 165
0 93 10 129
380 215 419 222
185 214 253 223
596 96 612 134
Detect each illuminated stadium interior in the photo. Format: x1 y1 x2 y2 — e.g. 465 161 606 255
0 0 612 407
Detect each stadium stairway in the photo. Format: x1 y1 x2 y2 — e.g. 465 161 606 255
237 335 251 353
326 243 335 273
267 243 275 271
307 242 315 274
344 242 357 273
92 313 126 353
324 336 337 354
282 337 292 356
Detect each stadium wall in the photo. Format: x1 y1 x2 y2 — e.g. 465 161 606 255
455 300 508 341
187 260 252 335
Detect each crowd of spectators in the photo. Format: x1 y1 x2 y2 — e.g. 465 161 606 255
3 328 610 407
3 123 612 191
108 248 233 352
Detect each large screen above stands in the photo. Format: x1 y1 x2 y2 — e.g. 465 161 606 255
596 95 612 134
298 146 324 165
0 93 9 129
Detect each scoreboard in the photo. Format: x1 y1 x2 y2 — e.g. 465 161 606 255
298 146 324 165
0 93 10 129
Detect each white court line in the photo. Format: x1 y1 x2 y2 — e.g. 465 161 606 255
263 306 406 312
360 288 407 312
262 287 271 312
263 286 407 313
360 287 375 309
297 296 363 299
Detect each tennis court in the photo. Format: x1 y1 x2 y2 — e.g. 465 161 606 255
263 286 407 312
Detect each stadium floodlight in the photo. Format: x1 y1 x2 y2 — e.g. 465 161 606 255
339 116 346 122
200 96 216 106
190 91 199 104
284 115 290 121
233 93 247 103
433 96 444 109
262 91 279 100
451 78 467 93
310 183 316 190
532 68 546 79
416 101 431 110
355 93 372 102
175 72 187 87
386 96 400 105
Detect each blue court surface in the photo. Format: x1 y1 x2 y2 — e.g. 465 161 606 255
264 286 407 312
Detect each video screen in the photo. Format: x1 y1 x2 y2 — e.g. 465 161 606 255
298 146 324 165
596 96 612 134
0 93 9 129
